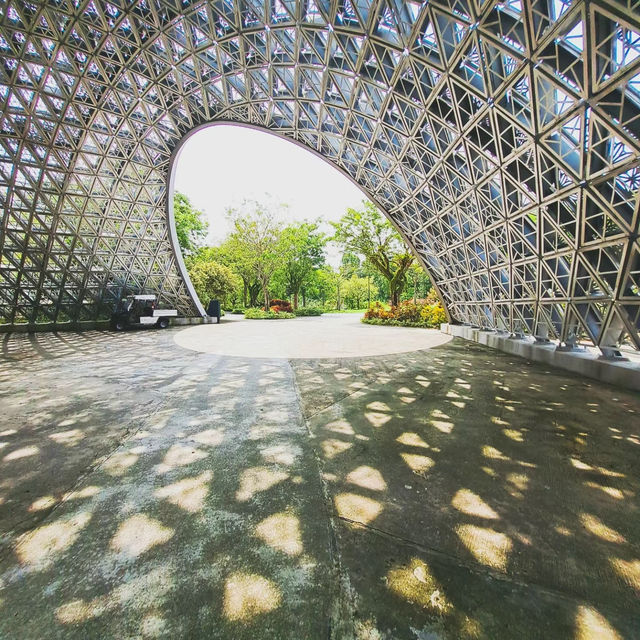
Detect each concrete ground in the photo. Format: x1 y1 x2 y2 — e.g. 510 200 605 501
0 315 638 639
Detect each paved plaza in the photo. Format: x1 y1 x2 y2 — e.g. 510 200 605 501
0 316 638 639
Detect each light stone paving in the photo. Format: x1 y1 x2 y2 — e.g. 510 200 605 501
174 313 452 359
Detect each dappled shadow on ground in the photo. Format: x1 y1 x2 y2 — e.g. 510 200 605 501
0 329 194 538
0 330 332 639
293 338 640 639
2 329 639 639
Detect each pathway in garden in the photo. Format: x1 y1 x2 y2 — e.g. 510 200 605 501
0 317 638 639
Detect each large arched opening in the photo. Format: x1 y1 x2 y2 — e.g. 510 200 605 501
166 121 450 320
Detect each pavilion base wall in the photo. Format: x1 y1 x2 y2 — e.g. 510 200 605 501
441 324 640 392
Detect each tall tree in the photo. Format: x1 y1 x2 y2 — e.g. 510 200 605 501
343 274 369 309
278 222 326 308
173 191 208 255
188 260 239 307
340 251 361 279
304 267 336 308
332 201 414 306
202 239 261 307
326 265 348 310
226 201 283 310
407 263 432 303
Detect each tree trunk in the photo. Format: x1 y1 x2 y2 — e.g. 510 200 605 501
243 280 248 307
293 291 299 309
249 283 260 307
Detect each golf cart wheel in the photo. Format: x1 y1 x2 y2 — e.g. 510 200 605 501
114 320 125 331
158 318 169 329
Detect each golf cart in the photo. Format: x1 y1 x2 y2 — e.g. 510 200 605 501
111 294 177 331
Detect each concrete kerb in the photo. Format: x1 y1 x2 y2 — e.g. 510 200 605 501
441 323 640 392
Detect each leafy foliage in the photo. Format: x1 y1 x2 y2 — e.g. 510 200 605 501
276 222 326 308
187 260 238 307
244 308 295 319
293 307 323 316
332 201 414 305
181 196 441 317
343 274 369 309
266 298 293 313
173 192 208 255
226 201 283 310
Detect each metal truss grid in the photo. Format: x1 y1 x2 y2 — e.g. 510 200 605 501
0 0 639 349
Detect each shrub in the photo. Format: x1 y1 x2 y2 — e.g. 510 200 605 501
393 300 422 323
187 260 239 308
364 301 392 320
420 302 447 326
293 307 323 316
231 308 245 314
362 298 446 328
245 308 295 319
265 298 293 313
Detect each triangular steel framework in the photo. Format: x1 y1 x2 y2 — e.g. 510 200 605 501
0 0 639 349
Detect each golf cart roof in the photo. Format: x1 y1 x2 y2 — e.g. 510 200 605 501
128 294 156 301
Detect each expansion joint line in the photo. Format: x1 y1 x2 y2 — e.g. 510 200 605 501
288 359 359 640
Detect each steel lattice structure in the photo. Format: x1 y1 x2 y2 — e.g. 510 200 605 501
1 0 639 349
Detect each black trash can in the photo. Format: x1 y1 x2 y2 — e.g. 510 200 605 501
207 299 221 323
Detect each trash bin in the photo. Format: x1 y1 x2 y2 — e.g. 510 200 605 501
207 299 221 324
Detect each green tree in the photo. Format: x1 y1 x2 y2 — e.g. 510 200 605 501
332 201 414 306
277 222 326 308
327 265 348 310
406 263 432 303
303 267 335 308
187 260 239 307
203 238 262 307
340 251 361 278
173 192 208 255
343 274 369 309
226 201 283 310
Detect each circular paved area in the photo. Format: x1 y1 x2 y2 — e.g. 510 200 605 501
173 313 452 358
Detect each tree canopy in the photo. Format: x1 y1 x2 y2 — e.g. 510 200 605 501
173 191 208 255
332 201 414 305
277 222 326 308
226 200 283 310
180 195 436 312
188 260 238 307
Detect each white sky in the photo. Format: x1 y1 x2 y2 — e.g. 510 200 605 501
172 125 367 266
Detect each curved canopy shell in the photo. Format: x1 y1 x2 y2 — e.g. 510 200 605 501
1 0 639 348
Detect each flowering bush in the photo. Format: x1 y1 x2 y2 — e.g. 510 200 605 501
265 299 293 313
364 302 393 320
420 303 447 326
363 297 446 328
393 301 423 322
